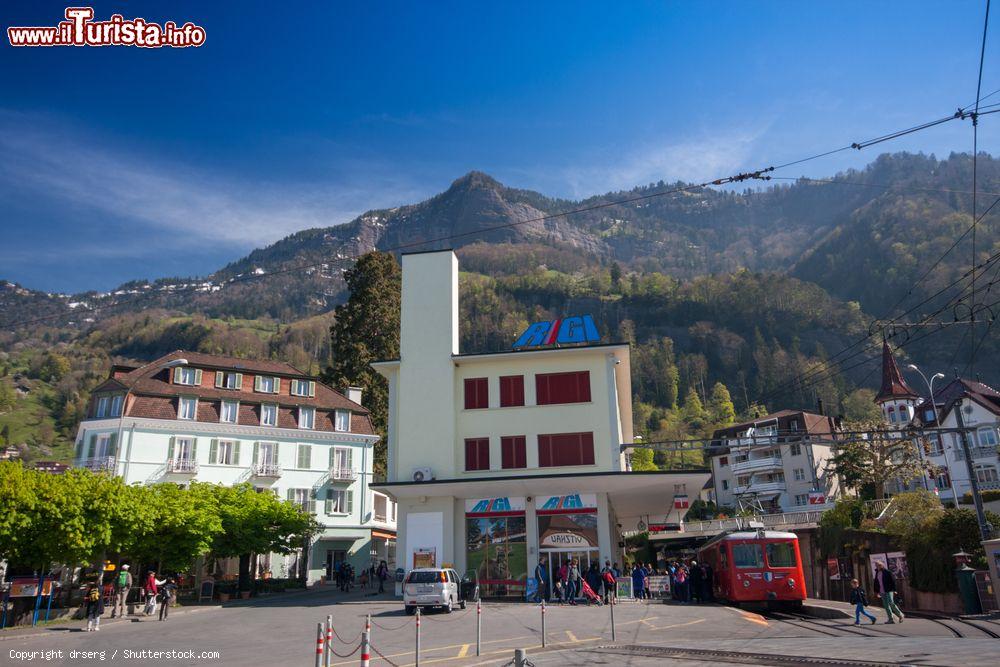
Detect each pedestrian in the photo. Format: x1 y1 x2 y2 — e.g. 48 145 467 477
112 564 132 618
84 583 104 632
534 557 549 603
612 562 621 578
158 577 176 621
586 563 602 601
143 571 162 616
689 560 703 603
873 562 904 624
631 563 648 600
675 565 689 603
700 562 713 602
601 560 616 604
566 559 581 605
359 568 369 590
849 578 877 626
377 560 389 594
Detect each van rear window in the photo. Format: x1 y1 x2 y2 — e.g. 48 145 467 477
407 571 440 583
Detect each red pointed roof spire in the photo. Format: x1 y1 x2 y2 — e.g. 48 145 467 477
874 339 920 403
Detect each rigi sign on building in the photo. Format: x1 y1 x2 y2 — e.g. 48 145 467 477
513 315 600 349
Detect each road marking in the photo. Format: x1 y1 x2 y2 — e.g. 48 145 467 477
456 644 470 658
640 618 706 631
565 630 578 642
618 615 659 627
333 634 534 666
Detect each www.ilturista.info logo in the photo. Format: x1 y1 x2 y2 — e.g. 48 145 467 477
7 7 206 48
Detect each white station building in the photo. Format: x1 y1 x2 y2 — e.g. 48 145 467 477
372 249 709 597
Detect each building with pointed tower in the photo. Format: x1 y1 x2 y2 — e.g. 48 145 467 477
873 340 921 428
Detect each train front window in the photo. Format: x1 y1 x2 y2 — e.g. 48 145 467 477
732 543 763 568
766 542 797 568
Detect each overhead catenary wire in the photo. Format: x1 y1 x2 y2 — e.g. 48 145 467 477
2 105 988 332
968 0 992 377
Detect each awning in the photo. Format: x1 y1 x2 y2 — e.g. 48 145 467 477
371 529 396 540
372 470 710 529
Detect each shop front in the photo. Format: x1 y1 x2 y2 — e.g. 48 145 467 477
536 493 601 585
465 497 527 598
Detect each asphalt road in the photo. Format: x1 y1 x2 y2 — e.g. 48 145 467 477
3 588 999 666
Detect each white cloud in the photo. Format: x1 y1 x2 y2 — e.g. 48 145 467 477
0 115 426 252
556 128 769 198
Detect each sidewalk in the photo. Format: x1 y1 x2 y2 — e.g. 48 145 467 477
0 583 397 641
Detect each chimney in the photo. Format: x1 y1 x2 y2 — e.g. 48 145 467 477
816 397 825 416
345 386 363 405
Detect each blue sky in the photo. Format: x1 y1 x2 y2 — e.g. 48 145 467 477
1 0 996 292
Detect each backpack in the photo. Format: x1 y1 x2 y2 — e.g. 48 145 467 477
88 588 100 602
118 571 129 587
603 571 616 586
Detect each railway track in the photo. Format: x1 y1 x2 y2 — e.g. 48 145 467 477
762 611 881 638
587 644 906 666
903 611 1000 639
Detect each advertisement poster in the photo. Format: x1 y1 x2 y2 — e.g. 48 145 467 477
616 577 633 599
826 558 841 580
885 552 909 580
647 575 671 597
537 513 598 548
870 553 888 580
413 548 436 569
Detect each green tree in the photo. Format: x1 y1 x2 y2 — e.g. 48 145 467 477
707 382 736 426
828 421 926 499
324 252 401 477
0 380 15 412
681 386 706 427
39 353 71 383
841 388 882 422
130 482 222 572
629 447 658 471
210 483 319 591
884 490 943 544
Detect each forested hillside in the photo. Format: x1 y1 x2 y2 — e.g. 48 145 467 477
2 151 996 463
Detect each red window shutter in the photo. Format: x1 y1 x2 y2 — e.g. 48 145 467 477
465 437 490 471
500 376 524 407
580 432 594 464
536 372 590 405
464 378 488 410
538 435 552 467
501 436 526 469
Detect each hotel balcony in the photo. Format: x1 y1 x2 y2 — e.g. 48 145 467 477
731 455 783 474
80 456 117 472
329 466 357 482
166 458 199 474
252 463 282 478
733 480 787 496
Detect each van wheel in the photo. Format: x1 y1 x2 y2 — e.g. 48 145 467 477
405 605 416 615
444 598 453 613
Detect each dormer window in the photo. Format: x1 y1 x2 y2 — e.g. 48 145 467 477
335 410 350 432
178 397 198 420
215 372 243 390
255 375 280 394
220 400 239 424
174 367 201 386
95 395 123 418
299 406 315 430
261 404 278 426
290 379 316 397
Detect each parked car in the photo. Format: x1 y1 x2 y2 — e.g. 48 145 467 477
402 568 462 614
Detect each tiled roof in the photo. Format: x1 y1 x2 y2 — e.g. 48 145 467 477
875 341 920 402
917 377 1000 423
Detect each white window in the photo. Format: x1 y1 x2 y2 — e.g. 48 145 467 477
330 447 353 475
935 470 951 489
178 397 198 420
297 444 312 469
290 488 314 512
925 409 936 422
888 408 897 423
220 400 239 424
975 465 999 484
256 375 279 394
926 433 943 456
85 432 116 459
325 489 353 514
298 407 315 430
210 439 239 465
95 396 110 418
175 367 199 386
170 437 196 461
788 443 802 456
977 427 999 448
256 441 278 465
290 379 316 397
110 394 123 417
793 468 806 481
261 404 277 426
216 371 243 390
335 410 350 432
794 494 808 506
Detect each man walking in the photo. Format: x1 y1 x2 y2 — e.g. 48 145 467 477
112 564 132 618
534 557 548 603
873 562 904 624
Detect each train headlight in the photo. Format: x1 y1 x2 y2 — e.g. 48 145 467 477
743 579 751 588
788 578 796 588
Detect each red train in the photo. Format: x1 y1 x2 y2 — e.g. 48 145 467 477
697 529 806 609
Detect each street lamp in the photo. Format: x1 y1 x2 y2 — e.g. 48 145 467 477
907 364 953 499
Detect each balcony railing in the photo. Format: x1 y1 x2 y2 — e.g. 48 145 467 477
80 456 117 472
252 463 282 478
733 480 787 495
329 467 357 482
731 455 783 474
374 513 387 523
166 458 199 474
978 478 1000 491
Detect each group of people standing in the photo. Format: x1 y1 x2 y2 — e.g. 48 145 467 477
334 560 390 594
533 557 622 605
82 565 175 631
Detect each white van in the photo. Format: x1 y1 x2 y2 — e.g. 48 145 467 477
402 568 462 614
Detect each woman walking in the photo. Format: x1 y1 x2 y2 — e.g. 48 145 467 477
84 583 104 632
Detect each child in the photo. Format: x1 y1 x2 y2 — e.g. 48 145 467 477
84 584 104 632
359 569 369 590
850 578 877 625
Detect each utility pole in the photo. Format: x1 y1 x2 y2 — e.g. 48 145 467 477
953 400 994 540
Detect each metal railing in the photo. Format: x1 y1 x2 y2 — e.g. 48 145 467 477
731 456 783 474
166 458 199 474
955 446 998 461
80 456 117 472
733 480 786 495
252 462 282 478
329 466 357 481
